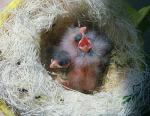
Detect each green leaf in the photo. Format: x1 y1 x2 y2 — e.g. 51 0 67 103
135 5 150 26
125 3 150 27
124 3 139 24
122 95 132 104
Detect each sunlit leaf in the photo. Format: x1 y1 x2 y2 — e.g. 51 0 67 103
135 5 150 26
122 95 133 104
125 3 150 27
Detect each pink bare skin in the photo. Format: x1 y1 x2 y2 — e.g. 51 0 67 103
50 59 70 68
79 27 87 35
50 59 63 68
50 59 98 92
65 65 98 92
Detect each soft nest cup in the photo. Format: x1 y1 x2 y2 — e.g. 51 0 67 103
0 0 146 115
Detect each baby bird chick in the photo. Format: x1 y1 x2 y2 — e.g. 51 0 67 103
50 26 112 93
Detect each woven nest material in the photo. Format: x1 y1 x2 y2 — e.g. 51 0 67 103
0 0 149 115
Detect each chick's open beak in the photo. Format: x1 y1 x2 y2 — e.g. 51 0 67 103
50 59 62 68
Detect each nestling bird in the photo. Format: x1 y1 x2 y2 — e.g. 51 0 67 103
50 26 112 93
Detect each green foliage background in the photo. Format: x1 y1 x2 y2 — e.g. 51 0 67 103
125 1 150 33
123 1 150 115
125 0 150 67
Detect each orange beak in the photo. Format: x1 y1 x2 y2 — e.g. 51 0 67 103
79 27 87 35
50 59 62 68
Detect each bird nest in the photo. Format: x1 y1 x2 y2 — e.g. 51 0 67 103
0 0 149 115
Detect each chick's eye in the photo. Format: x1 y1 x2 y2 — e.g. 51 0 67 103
74 34 82 42
59 60 67 66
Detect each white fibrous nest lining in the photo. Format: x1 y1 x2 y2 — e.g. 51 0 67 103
0 0 149 115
